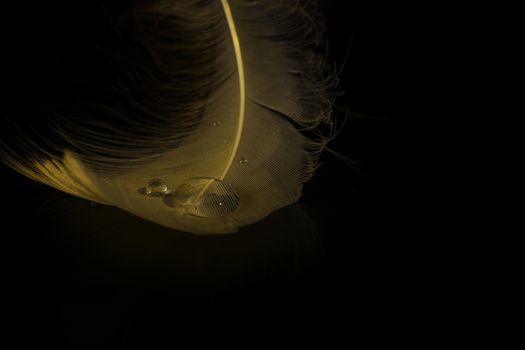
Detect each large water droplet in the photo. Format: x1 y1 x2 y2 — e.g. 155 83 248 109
143 179 168 197
212 120 222 126
238 157 248 164
163 177 239 217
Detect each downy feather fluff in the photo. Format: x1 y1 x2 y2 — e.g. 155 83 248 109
0 0 336 234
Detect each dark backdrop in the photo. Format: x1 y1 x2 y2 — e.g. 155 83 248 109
1 1 457 347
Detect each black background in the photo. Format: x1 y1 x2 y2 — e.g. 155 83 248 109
2 1 458 348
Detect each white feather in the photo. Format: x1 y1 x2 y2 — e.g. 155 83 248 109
0 0 335 234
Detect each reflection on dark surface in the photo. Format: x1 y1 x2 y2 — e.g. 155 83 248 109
5 175 328 347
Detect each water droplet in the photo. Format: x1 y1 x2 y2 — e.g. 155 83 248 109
238 157 248 164
163 177 239 217
223 139 231 146
212 120 222 126
143 179 168 197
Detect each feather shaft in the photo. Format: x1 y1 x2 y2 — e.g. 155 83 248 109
219 0 246 180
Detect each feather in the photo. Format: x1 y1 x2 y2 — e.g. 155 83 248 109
0 0 336 234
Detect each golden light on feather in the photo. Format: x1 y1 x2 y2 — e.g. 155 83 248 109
0 0 336 234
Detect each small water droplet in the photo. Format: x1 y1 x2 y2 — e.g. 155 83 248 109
144 179 168 197
163 177 239 217
212 120 222 126
238 157 248 164
223 139 231 145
